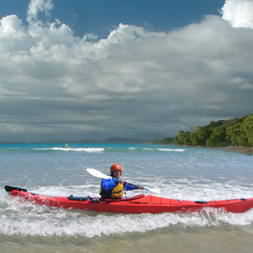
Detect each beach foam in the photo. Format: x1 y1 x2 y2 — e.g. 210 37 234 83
1 181 253 237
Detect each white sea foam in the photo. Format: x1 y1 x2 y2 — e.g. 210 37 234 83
1 203 253 237
142 148 185 152
35 147 105 152
33 146 185 153
1 181 253 237
157 148 185 152
51 147 105 152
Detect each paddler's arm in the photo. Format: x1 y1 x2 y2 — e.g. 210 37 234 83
123 182 144 191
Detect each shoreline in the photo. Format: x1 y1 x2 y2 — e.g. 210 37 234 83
222 146 253 155
158 142 253 155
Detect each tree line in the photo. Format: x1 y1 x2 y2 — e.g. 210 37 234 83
170 114 253 147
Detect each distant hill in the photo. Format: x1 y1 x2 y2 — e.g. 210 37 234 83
162 114 253 147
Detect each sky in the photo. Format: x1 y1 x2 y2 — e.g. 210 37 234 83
0 0 253 143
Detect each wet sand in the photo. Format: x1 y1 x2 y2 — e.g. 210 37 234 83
1 228 253 253
223 146 253 155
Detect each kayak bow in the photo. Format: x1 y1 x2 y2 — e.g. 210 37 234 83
5 185 253 214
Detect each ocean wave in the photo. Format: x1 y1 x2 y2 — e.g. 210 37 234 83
126 147 185 152
31 146 185 153
0 203 253 237
1 182 253 237
157 148 185 152
35 147 105 153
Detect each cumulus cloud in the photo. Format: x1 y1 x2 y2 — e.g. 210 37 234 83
0 0 253 142
27 0 54 23
222 0 253 28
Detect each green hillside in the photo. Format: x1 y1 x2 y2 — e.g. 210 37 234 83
173 114 253 147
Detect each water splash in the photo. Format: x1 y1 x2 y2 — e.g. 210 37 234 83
1 181 253 237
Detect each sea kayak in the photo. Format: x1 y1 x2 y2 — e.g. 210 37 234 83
5 185 253 214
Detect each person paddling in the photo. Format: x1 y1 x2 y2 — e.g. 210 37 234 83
100 163 143 199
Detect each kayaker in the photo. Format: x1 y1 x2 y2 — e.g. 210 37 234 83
100 163 144 199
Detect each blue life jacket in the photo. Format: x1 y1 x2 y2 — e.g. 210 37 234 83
100 178 139 199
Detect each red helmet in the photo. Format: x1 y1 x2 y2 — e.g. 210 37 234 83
110 163 123 172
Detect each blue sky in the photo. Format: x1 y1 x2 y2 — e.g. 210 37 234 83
0 0 252 142
1 0 224 36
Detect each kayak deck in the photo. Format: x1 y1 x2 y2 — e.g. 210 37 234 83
5 185 253 214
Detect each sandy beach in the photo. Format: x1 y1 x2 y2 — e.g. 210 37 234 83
223 146 253 155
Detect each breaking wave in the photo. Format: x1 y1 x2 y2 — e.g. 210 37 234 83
34 146 185 153
1 180 253 237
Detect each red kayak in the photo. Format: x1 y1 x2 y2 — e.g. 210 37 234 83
5 185 253 214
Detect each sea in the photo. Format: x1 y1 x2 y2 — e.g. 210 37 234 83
0 143 253 253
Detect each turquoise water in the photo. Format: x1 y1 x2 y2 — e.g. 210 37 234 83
0 143 253 252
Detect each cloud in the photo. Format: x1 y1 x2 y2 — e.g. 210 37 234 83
27 0 54 24
0 0 253 142
222 0 253 28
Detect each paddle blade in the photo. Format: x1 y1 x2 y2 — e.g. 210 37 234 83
86 168 160 195
86 168 111 179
